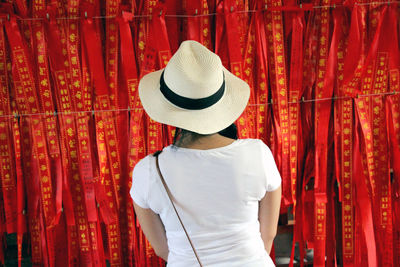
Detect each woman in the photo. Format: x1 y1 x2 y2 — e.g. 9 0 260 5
131 40 282 266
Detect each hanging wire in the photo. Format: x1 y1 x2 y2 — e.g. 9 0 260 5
0 91 397 119
2 0 398 21
356 0 397 6
165 13 219 18
0 108 128 119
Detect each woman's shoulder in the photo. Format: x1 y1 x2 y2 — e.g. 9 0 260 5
236 138 270 149
132 154 155 176
235 138 274 158
133 149 172 174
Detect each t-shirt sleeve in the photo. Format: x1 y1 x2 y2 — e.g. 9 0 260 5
130 156 151 209
259 141 282 192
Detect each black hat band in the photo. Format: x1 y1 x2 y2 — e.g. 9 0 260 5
159 70 225 110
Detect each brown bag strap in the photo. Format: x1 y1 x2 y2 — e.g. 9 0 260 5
154 152 204 267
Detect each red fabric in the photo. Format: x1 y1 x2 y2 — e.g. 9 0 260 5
0 1 397 266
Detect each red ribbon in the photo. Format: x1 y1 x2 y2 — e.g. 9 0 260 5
45 8 81 265
32 1 63 234
340 53 356 267
384 6 400 266
242 2 257 138
0 20 18 236
185 0 212 49
254 4 270 144
221 0 254 138
287 7 304 266
141 4 171 153
353 112 377 267
118 11 140 267
265 0 291 206
82 3 124 265
313 2 331 265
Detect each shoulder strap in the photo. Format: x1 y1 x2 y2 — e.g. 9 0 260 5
154 152 204 267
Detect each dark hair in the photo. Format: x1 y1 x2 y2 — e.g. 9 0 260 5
218 123 238 139
173 123 238 147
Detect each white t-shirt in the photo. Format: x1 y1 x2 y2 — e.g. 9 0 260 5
131 138 281 267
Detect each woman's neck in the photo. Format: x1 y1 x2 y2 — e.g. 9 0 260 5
175 134 236 150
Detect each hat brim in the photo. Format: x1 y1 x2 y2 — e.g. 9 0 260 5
138 67 250 135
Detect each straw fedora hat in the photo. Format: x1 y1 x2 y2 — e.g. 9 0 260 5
138 40 250 135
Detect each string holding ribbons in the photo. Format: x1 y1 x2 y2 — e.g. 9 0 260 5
0 90 397 119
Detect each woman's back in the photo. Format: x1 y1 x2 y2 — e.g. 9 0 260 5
131 138 281 266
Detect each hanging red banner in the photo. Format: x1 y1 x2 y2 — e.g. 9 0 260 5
223 0 254 138
313 1 331 265
254 2 270 144
81 3 125 265
184 0 212 49
265 0 291 206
